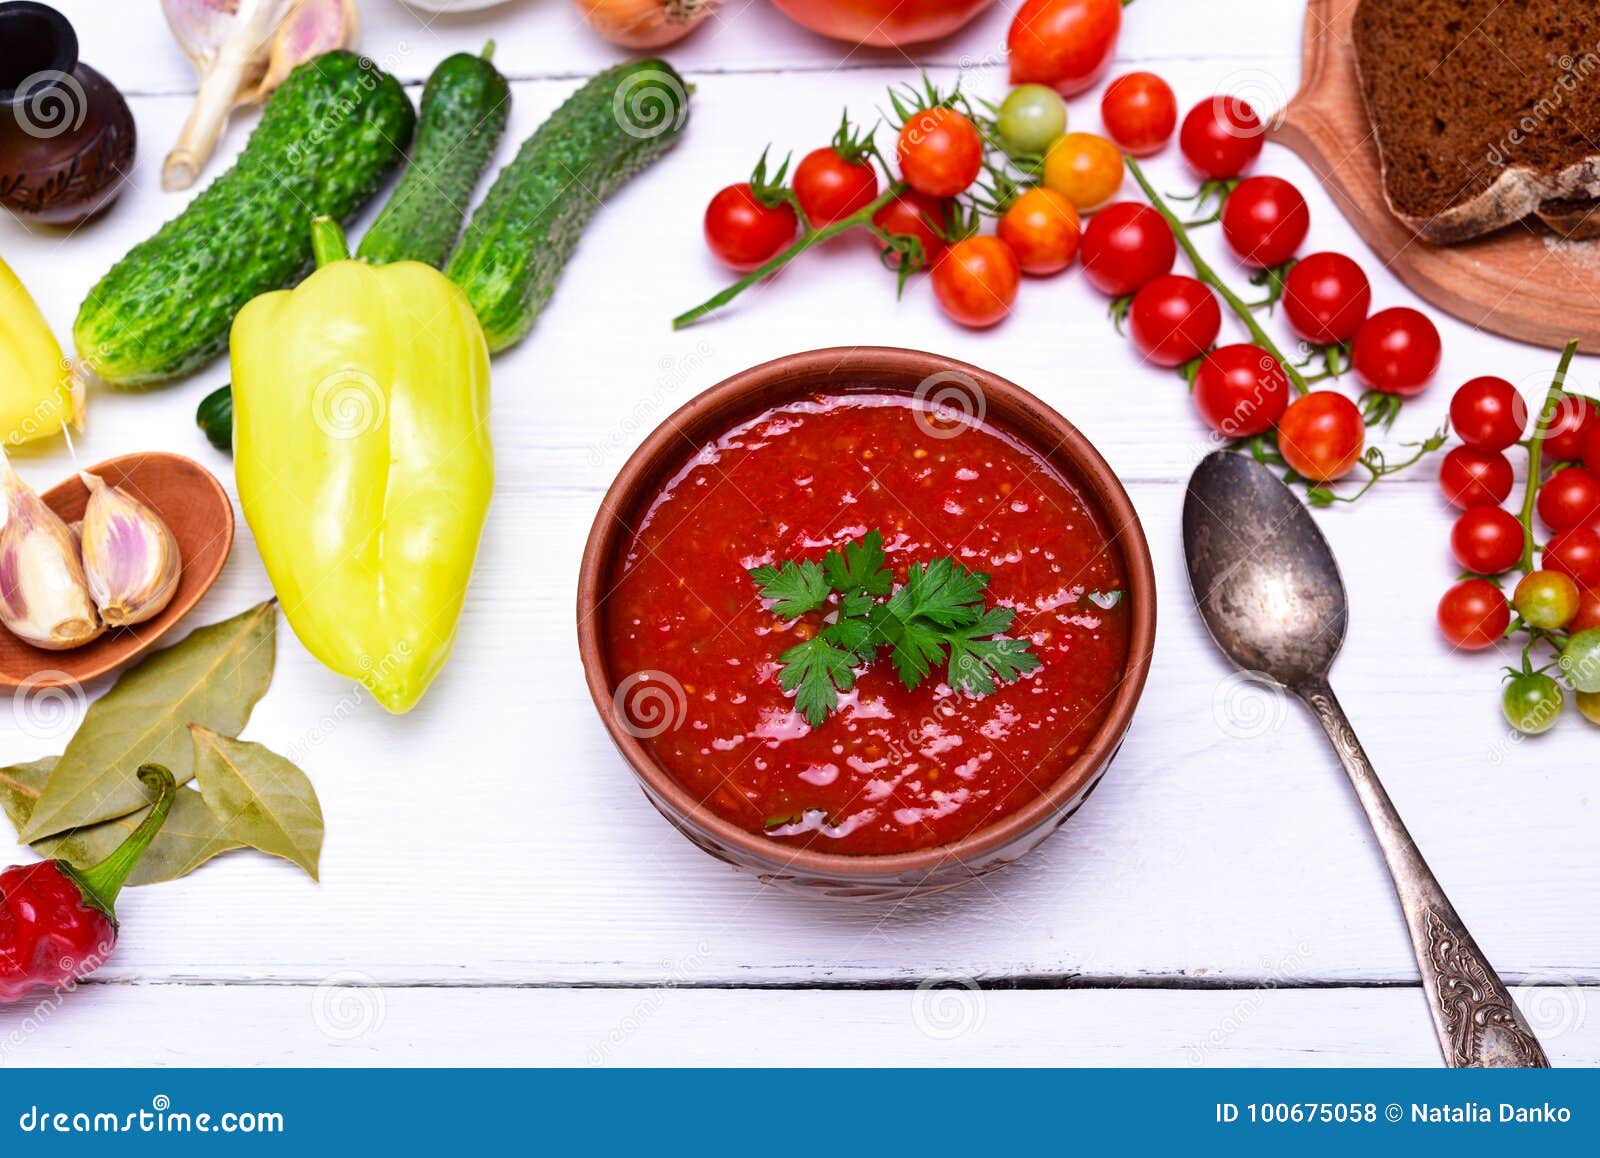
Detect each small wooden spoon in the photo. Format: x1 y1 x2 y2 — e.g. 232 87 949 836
0 452 234 690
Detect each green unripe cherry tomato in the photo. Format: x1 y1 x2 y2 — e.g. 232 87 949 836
1559 627 1600 693
1513 569 1580 630
1502 672 1564 735
997 84 1068 157
1577 690 1600 726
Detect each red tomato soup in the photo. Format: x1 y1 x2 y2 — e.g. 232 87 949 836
603 393 1131 856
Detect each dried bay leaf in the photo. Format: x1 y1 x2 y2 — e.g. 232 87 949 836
191 726 323 880
0 756 243 886
22 601 277 842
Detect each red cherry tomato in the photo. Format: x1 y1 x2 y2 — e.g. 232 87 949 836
896 105 984 198
872 190 950 270
1439 446 1514 510
1220 176 1310 269
1546 526 1600 586
1437 579 1511 650
1128 275 1221 367
1449 376 1527 451
1572 586 1600 633
1277 391 1365 482
1586 420 1600 474
1281 252 1371 346
1542 395 1599 462
931 236 1021 328
1007 0 1122 97
1179 95 1264 179
792 146 879 227
1100 71 1177 156
998 187 1082 275
1078 202 1176 296
1451 506 1525 574
1351 307 1441 396
703 183 799 271
1537 466 1600 532
1192 345 1290 437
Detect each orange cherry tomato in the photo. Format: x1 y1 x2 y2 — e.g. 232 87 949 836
896 105 984 198
997 187 1082 275
1277 391 1366 482
931 237 1021 328
1041 132 1124 211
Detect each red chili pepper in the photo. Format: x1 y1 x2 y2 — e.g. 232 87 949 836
0 764 176 1003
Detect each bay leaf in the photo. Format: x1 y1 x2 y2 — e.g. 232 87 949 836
191 726 323 880
1 756 243 886
22 601 277 842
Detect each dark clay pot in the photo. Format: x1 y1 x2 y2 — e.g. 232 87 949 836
0 1 136 226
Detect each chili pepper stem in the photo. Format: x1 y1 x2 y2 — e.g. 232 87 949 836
675 185 905 330
70 764 177 918
1518 338 1581 573
310 216 351 268
1126 158 1312 396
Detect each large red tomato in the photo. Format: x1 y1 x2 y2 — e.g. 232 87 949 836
768 0 997 47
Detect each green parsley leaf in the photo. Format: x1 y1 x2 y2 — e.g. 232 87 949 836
749 559 831 619
822 530 892 598
776 636 858 727
886 557 991 629
945 608 1041 695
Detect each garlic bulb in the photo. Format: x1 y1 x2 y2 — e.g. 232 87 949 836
77 472 182 628
0 452 102 650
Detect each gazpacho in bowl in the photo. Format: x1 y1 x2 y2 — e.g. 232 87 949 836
579 348 1154 898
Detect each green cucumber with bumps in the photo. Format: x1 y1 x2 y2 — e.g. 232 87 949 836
357 43 511 267
445 59 690 353
74 50 414 387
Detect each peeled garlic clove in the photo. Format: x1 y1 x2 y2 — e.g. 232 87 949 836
78 472 182 628
0 453 103 650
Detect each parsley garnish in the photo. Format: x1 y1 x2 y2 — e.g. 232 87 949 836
749 532 1042 726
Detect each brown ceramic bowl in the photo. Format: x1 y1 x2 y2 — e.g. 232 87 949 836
578 348 1155 899
0 452 234 689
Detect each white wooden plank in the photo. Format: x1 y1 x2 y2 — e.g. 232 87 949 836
2 983 1596 1067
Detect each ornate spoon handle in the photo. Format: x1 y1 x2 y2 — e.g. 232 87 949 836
1298 679 1549 1068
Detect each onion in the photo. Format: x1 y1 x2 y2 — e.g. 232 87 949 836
574 0 718 49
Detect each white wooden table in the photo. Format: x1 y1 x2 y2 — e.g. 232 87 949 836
2 0 1596 1067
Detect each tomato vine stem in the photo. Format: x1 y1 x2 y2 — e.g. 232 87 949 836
1518 338 1581 573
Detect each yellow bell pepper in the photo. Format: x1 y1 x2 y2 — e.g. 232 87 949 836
231 217 494 713
0 255 78 445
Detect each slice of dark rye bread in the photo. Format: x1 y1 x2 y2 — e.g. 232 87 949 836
1353 0 1600 243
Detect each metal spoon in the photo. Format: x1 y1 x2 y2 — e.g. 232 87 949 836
1182 450 1548 1068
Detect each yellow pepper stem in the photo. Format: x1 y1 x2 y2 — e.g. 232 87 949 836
310 216 351 268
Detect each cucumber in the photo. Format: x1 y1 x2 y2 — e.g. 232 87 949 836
445 59 690 353
195 384 233 452
74 51 414 387
357 43 510 268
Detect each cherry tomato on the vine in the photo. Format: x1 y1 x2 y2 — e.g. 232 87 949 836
1546 526 1600 586
793 146 879 227
1351 307 1441 396
1439 445 1514 510
1179 95 1263 179
1503 672 1564 735
1514 570 1581 631
872 190 950 270
704 183 799 271
896 105 984 198
1437 578 1510 650
998 187 1082 276
1281 252 1370 346
1078 202 1175 297
1221 176 1310 268
1128 275 1221 367
1100 71 1177 156
1450 506 1525 574
1042 132 1124 211
1449 376 1527 451
996 84 1067 157
1543 395 1599 462
931 236 1021 328
1276 391 1365 482
1192 345 1290 437
1573 586 1600 633
1587 421 1600 474
1007 0 1123 97
1537 466 1600 532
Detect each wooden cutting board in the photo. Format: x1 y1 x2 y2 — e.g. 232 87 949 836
1271 0 1600 352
